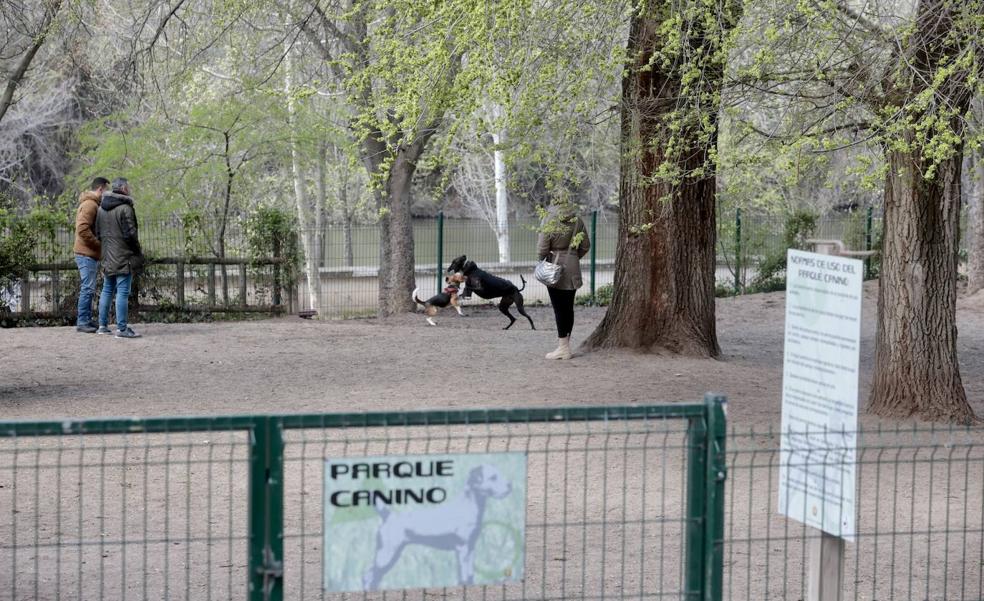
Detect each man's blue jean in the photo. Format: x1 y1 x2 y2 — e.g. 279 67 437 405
99 273 132 331
75 255 98 326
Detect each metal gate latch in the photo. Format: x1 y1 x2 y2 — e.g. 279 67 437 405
257 545 283 600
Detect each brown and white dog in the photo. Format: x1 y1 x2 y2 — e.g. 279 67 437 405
412 273 466 326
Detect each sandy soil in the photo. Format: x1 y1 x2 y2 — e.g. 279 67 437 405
2 282 983 426
3 284 984 600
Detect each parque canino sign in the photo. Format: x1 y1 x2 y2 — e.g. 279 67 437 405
323 453 527 592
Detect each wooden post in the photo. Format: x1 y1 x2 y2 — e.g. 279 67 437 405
803 239 857 601
435 211 444 293
21 271 31 313
176 260 185 308
207 262 216 307
272 237 283 307
129 271 140 322
52 268 60 311
239 262 248 307
808 531 844 601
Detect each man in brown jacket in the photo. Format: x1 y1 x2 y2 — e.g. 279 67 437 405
74 176 110 332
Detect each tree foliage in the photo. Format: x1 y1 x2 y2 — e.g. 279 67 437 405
4 0 984 419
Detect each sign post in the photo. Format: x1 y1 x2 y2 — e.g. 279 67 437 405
779 242 869 601
808 530 845 601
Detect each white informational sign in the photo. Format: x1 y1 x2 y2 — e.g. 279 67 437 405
323 452 526 592
778 249 863 541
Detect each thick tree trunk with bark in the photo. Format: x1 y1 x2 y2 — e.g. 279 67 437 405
584 147 720 355
377 154 418 315
583 2 729 357
370 126 436 316
297 3 451 316
868 148 973 422
866 0 977 422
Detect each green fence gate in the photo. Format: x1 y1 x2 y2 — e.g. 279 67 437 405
0 395 727 601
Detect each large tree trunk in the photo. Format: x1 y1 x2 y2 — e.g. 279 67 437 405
868 148 974 422
373 128 437 316
377 153 417 315
583 1 730 357
866 0 977 422
584 145 720 355
296 3 451 316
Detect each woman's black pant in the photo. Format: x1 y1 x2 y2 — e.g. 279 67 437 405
547 287 576 338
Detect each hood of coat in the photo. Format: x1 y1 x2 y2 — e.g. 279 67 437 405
101 192 134 211
78 189 102 207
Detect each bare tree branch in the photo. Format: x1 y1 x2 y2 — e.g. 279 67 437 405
0 0 63 125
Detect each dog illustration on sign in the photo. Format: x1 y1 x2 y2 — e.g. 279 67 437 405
363 464 513 590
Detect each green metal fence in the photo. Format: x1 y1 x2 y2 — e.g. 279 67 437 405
0 396 727 601
4 401 983 600
723 424 984 601
12 210 897 319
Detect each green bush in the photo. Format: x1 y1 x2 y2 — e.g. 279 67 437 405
576 283 613 306
0 201 62 311
748 209 818 291
245 206 301 285
865 226 883 280
744 275 787 294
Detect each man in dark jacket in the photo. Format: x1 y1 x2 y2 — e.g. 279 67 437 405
94 177 144 338
73 176 110 332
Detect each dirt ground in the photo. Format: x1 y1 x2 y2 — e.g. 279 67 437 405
3 283 984 600
2 282 983 426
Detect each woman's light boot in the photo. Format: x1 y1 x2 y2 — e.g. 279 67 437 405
545 336 572 360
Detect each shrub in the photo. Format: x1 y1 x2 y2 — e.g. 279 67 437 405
244 206 301 286
747 210 818 292
576 283 613 306
0 201 62 311
715 282 738 297
744 276 787 294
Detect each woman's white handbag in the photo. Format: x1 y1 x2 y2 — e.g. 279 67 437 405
534 257 564 286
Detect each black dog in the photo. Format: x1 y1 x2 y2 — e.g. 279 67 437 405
446 255 535 330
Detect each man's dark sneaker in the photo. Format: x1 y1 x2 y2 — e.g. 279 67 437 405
76 324 98 333
96 326 113 335
115 327 141 338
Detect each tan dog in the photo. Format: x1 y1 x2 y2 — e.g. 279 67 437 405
412 273 466 326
